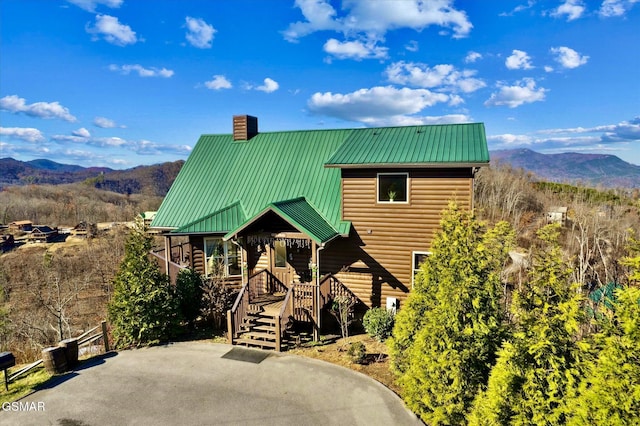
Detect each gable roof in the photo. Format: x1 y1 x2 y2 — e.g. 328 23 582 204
152 128 352 234
224 197 339 245
325 123 488 167
151 123 489 237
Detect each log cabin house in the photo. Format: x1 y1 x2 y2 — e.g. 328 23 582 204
29 226 58 243
151 115 489 350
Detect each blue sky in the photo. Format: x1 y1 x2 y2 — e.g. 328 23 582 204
1 0 639 168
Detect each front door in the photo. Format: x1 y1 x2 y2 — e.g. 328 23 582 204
272 240 291 285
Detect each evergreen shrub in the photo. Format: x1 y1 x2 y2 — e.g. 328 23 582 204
362 307 395 341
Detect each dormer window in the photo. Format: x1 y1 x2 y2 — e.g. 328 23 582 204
377 173 408 203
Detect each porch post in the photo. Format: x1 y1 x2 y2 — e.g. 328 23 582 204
164 235 171 277
312 241 320 341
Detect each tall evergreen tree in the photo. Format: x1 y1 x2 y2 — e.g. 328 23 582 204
108 221 181 348
389 202 514 424
470 224 585 425
566 233 640 425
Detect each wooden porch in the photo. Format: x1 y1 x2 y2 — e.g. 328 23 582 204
227 269 358 351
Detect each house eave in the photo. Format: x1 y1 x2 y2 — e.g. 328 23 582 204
324 162 490 169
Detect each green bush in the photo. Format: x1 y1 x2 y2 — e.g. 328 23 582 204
347 341 366 364
363 307 395 341
175 268 203 328
108 222 181 348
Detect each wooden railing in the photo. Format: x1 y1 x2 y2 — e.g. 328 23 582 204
247 269 288 298
227 270 360 348
149 251 187 285
275 287 294 351
227 282 249 344
319 274 359 308
292 283 316 323
7 321 110 385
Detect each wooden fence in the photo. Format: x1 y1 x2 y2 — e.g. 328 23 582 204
7 321 110 385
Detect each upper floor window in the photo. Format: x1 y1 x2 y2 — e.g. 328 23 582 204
378 173 408 203
204 237 241 278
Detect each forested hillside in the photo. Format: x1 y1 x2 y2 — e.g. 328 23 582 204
0 158 183 196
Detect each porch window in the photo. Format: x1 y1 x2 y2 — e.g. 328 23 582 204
204 238 241 278
378 173 408 203
412 251 431 287
274 240 287 268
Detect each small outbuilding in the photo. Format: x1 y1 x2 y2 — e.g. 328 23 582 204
9 220 33 232
546 206 568 225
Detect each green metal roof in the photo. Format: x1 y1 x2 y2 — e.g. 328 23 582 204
325 123 489 167
152 128 353 233
151 123 489 235
224 197 339 244
172 201 246 234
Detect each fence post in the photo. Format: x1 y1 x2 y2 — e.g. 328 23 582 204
101 321 110 352
227 310 234 345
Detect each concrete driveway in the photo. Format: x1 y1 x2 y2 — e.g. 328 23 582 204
0 341 422 426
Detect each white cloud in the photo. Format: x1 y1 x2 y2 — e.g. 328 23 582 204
323 38 388 60
366 114 473 127
109 64 174 77
93 116 121 128
72 128 91 138
0 127 46 143
405 40 419 52
538 117 640 140
505 49 533 70
488 134 534 145
464 51 482 63
255 78 280 93
134 140 192 155
86 14 138 46
550 46 589 69
308 85 451 124
283 0 473 47
551 0 586 21
599 0 639 17
544 65 554 72
50 134 91 144
485 78 548 108
66 0 122 12
385 61 486 93
205 75 232 90
499 1 535 17
0 95 77 122
185 17 216 48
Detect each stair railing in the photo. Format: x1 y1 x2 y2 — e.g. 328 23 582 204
275 286 294 352
227 281 249 344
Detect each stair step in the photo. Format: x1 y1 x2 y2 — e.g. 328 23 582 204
243 331 277 341
245 314 276 325
239 323 276 332
252 325 276 333
235 338 277 349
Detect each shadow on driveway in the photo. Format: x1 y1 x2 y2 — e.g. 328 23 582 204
1 342 422 426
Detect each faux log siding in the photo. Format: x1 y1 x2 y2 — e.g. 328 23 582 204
335 168 473 307
190 236 205 275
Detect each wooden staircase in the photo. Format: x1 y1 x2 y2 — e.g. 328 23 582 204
236 309 279 349
235 296 289 350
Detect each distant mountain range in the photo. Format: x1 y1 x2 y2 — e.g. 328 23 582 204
0 157 184 196
490 149 640 189
2 149 638 194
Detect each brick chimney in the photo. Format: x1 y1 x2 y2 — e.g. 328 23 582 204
233 115 258 141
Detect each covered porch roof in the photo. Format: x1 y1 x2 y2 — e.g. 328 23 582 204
224 197 345 245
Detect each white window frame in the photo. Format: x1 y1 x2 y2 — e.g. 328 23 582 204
204 237 241 278
412 251 431 288
377 172 409 204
